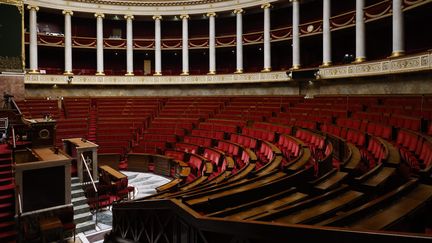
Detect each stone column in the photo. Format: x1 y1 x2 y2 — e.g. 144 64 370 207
95 13 105 75
355 0 366 62
391 0 405 57
153 15 163 75
62 10 73 75
291 0 301 69
234 9 244 73
207 12 216 74
180 14 189 75
28 5 39 74
124 15 134 75
262 3 271 72
322 0 332 66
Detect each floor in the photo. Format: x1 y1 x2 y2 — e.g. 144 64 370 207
73 171 171 243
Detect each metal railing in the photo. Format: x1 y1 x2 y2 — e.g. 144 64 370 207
81 154 98 226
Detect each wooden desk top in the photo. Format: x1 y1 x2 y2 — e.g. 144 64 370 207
100 165 127 180
33 147 70 161
39 216 62 231
64 138 98 149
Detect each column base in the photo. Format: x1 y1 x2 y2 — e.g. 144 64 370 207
28 69 40 74
234 69 243 74
320 61 332 67
207 71 216 75
125 72 134 76
180 72 189 76
153 72 162 76
389 51 405 58
95 72 105 76
352 57 366 63
261 67 272 72
63 71 74 75
291 65 301 70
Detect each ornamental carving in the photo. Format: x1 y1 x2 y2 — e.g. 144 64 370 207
319 52 431 79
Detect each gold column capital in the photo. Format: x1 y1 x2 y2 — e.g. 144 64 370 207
94 13 105 19
62 10 74 16
180 14 189 20
261 3 272 9
124 15 134 20
233 9 244 14
152 15 163 20
206 12 217 17
27 5 39 11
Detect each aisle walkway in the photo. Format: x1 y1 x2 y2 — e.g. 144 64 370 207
77 171 171 243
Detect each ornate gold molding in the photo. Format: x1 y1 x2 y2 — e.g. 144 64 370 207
62 10 74 16
124 14 134 20
261 3 272 9
27 5 39 11
179 14 189 19
233 9 244 14
152 15 162 20
94 13 105 18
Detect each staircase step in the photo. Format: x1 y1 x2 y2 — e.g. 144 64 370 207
74 211 93 224
76 220 95 234
71 189 85 197
71 182 82 190
0 184 14 192
0 178 13 186
71 177 80 184
0 230 16 241
0 221 14 230
0 194 13 204
72 196 87 206
73 204 91 215
0 171 12 179
0 212 14 220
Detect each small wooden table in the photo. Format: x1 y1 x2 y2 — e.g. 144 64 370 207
40 216 63 242
99 165 127 181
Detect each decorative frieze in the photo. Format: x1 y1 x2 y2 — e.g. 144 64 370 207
24 71 290 85
319 52 431 79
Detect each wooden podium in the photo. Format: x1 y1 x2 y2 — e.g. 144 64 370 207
63 138 99 183
23 118 56 147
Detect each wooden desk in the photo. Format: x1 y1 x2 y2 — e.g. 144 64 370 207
100 165 127 181
65 138 98 149
33 147 70 161
40 216 63 242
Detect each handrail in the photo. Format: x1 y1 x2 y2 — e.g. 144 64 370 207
81 153 98 227
16 185 22 216
81 153 97 193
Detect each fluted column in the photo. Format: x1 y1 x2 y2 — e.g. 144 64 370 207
124 15 134 76
153 15 162 75
28 6 39 74
62 10 73 75
391 0 405 57
180 14 189 75
291 0 301 69
322 0 332 66
95 13 105 75
207 12 216 75
262 3 271 72
355 0 366 62
234 9 244 73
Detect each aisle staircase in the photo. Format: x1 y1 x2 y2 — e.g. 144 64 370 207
88 106 97 142
0 144 15 242
71 177 96 234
